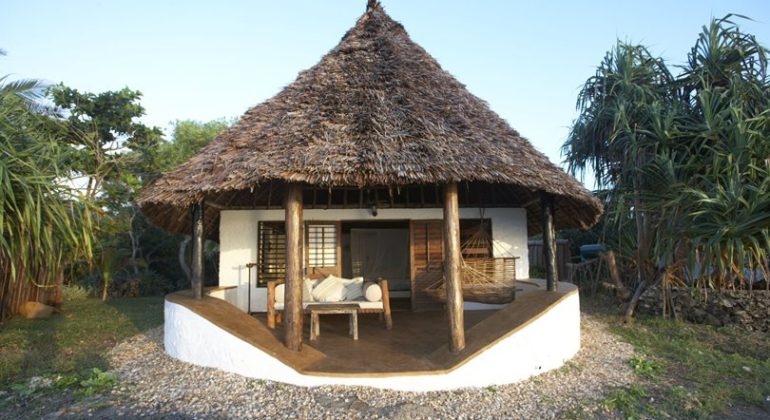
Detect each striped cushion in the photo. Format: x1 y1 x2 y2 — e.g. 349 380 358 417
311 275 346 302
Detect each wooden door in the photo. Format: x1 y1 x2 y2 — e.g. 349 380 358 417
410 220 444 311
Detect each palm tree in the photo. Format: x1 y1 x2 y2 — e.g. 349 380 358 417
563 16 770 320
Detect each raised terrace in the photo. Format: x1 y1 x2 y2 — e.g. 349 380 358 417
164 280 580 391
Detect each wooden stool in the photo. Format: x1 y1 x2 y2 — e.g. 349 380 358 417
308 304 359 341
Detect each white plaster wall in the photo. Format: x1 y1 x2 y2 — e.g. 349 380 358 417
163 289 579 392
218 208 529 313
217 211 262 313
205 288 239 306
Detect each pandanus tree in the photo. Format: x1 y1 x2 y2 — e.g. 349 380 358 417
0 74 95 319
563 16 770 319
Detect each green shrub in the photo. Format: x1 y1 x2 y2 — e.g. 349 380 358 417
77 368 117 396
62 285 91 301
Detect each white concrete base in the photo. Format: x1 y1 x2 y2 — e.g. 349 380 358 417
164 290 580 392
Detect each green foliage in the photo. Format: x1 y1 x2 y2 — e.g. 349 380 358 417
629 354 663 379
602 384 649 418
54 373 80 390
49 84 228 298
0 76 96 318
1 75 225 312
77 368 118 396
563 15 770 289
155 119 231 172
61 285 91 301
529 265 546 278
49 84 164 199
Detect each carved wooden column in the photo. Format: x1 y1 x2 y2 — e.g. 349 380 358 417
443 182 465 352
284 183 304 351
191 200 205 299
541 192 558 291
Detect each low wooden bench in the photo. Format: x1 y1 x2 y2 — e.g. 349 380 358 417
308 303 359 341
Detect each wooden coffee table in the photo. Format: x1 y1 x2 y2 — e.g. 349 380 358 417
308 303 359 341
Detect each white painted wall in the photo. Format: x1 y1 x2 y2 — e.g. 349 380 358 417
218 207 529 313
163 287 580 391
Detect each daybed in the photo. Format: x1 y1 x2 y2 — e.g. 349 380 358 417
266 276 392 330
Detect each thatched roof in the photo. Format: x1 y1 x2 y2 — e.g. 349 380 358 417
139 1 602 236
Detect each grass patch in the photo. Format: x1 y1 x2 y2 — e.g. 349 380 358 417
629 354 664 380
610 315 770 417
0 295 163 387
602 384 650 418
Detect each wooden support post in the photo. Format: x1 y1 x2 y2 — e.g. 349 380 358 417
191 200 205 299
284 183 304 351
541 192 558 291
443 182 465 353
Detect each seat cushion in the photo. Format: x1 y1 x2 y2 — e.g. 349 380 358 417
311 275 346 302
355 300 384 310
275 301 382 311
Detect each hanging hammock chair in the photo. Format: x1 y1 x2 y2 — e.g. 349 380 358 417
424 212 519 304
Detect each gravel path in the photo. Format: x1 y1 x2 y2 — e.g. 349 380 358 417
50 313 637 419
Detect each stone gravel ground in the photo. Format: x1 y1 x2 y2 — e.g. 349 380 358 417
38 313 637 419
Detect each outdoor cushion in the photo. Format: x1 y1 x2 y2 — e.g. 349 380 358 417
363 282 382 302
273 281 314 303
275 284 285 303
311 275 346 302
341 276 364 301
303 278 315 302
274 301 383 311
355 300 384 310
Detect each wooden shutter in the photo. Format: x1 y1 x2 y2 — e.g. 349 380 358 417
257 222 286 287
305 221 341 278
410 220 444 311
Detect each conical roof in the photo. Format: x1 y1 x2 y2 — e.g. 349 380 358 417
139 1 602 235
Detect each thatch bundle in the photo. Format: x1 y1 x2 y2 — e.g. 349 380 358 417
138 1 602 236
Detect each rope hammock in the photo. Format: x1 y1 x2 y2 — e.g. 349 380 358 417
425 211 519 304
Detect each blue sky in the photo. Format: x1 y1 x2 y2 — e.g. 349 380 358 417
3 1 769 188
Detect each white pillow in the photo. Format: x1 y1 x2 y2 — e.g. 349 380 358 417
275 281 314 303
363 282 382 302
303 278 315 302
311 275 346 302
275 283 285 303
341 277 364 301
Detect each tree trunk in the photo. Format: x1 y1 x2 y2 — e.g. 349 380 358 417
541 192 559 291
602 251 632 301
128 205 140 277
101 269 110 301
624 271 661 323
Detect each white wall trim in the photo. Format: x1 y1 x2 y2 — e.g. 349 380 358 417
164 290 580 392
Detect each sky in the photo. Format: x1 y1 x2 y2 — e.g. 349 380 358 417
3 0 770 189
